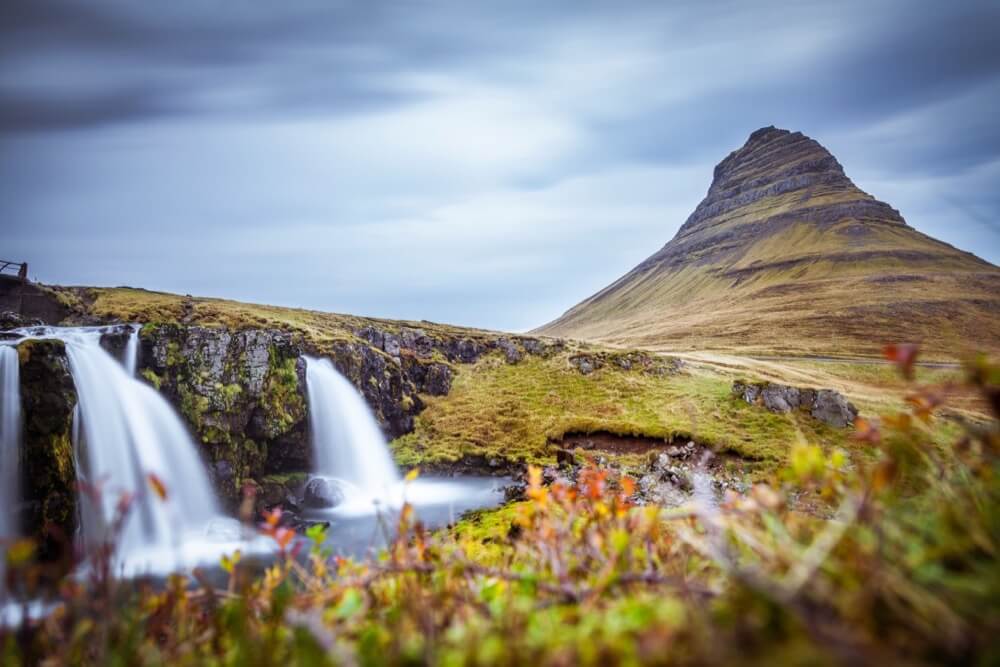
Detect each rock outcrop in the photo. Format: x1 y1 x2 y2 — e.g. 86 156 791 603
568 350 682 376
136 325 308 503
17 339 78 557
732 380 858 427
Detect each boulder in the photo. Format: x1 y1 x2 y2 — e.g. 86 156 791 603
760 384 800 413
98 324 135 361
302 477 347 509
569 355 600 375
811 389 859 427
497 338 524 364
637 474 689 507
732 380 858 427
453 338 487 364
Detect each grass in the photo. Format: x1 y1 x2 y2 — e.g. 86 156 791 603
54 285 500 354
449 502 528 566
391 351 860 473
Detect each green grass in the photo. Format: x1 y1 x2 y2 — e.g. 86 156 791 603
449 502 528 566
391 352 858 471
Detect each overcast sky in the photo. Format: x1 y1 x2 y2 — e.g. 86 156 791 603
2 1 998 331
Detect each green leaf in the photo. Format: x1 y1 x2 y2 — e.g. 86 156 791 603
334 588 363 620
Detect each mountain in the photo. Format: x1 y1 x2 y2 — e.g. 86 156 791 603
536 127 1000 358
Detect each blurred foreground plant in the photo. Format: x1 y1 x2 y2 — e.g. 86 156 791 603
1 348 997 665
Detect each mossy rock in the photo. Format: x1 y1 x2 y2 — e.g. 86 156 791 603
17 339 78 560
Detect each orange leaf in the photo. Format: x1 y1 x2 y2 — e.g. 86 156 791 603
147 473 169 501
621 476 636 497
853 417 881 444
273 527 295 551
872 459 897 493
263 507 283 529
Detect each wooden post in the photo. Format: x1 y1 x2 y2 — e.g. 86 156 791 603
18 262 27 283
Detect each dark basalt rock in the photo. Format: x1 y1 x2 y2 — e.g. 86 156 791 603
98 324 135 365
302 477 346 509
497 338 524 364
402 359 452 396
732 380 858 427
569 355 600 375
17 339 78 560
400 327 435 357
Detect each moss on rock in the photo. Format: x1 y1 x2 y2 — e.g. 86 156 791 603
17 339 78 559
138 324 310 505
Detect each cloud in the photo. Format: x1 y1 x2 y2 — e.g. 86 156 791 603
0 0 998 331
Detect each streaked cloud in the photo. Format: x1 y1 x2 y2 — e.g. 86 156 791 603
1 0 998 330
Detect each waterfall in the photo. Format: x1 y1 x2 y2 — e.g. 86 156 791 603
0 345 22 588
11 327 262 574
66 332 221 561
304 357 399 496
123 324 139 377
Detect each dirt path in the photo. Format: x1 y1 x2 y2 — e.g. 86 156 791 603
748 354 960 369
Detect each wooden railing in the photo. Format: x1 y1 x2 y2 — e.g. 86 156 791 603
0 260 27 283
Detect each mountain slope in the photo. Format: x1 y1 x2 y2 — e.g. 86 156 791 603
537 127 1000 358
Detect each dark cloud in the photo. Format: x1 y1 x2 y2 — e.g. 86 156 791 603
0 0 997 330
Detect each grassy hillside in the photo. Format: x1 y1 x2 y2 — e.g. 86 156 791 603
40 283 976 479
391 352 859 470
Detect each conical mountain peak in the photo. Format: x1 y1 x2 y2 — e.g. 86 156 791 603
677 127 896 241
537 127 1000 357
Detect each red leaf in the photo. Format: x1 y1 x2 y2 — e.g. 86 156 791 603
883 343 919 379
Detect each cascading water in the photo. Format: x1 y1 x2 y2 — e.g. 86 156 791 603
304 357 399 496
0 345 22 588
123 324 139 377
10 327 264 574
66 331 220 560
303 356 500 519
